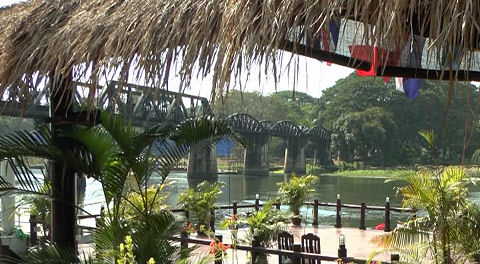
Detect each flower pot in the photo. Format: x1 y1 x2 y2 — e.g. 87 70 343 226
291 215 302 226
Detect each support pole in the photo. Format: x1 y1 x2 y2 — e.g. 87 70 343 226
255 194 260 212
29 215 38 247
50 74 76 250
1 160 15 235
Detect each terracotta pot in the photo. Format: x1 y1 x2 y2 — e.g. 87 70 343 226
291 215 302 226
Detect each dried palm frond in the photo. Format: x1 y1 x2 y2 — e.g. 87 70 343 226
0 0 479 108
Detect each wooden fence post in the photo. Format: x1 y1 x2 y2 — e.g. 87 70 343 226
210 209 215 233
359 202 366 230
180 231 188 250
338 234 347 258
29 215 38 247
335 194 342 228
233 202 237 216
215 234 223 264
251 234 260 264
292 243 301 264
384 197 391 232
255 194 260 211
312 199 319 226
390 253 400 263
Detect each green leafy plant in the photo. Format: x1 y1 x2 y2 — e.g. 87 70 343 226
277 174 318 220
177 181 224 233
121 185 170 218
370 166 480 263
243 201 288 264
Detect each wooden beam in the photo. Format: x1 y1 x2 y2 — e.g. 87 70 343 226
283 40 480 81
378 66 480 82
281 41 372 71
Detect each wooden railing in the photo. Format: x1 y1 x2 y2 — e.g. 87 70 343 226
28 195 414 263
170 232 402 264
171 194 417 233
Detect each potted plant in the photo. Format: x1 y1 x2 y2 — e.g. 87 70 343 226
244 201 288 264
277 174 318 225
177 181 224 236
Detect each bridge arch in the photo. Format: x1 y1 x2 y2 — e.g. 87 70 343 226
226 113 267 134
226 113 269 176
307 126 331 141
307 126 332 167
270 120 305 138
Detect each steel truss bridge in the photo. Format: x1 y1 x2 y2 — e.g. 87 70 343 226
0 82 331 177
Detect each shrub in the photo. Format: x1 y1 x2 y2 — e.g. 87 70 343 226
277 174 318 215
177 181 224 232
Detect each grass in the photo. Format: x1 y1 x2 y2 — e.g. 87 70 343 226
270 168 285 174
322 169 414 178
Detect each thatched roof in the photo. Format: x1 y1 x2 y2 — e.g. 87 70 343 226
1 0 480 100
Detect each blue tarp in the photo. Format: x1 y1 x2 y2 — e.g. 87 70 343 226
216 139 235 156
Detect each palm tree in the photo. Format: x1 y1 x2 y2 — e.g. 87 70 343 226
369 167 480 263
0 111 241 263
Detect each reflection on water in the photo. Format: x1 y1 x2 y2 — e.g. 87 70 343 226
164 172 404 207
83 171 480 228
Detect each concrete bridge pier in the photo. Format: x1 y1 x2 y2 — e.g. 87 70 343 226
313 142 333 166
187 142 218 187
243 135 269 176
284 139 306 175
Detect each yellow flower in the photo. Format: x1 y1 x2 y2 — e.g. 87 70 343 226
147 257 156 264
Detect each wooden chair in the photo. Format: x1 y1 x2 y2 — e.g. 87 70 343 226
277 231 294 264
301 233 321 264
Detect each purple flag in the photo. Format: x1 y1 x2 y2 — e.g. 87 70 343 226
329 19 340 50
395 35 425 99
396 78 421 100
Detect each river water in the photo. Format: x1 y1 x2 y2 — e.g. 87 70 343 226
81 171 480 229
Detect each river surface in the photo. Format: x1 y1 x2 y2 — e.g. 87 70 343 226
81 171 480 229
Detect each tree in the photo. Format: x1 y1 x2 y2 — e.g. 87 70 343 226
319 73 479 165
333 107 396 165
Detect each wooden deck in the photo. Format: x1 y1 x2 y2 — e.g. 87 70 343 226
187 225 390 263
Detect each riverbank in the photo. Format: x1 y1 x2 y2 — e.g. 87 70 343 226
321 169 414 178
270 167 413 178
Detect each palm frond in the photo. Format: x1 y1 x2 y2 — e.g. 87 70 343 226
132 211 180 264
25 244 77 264
0 127 59 160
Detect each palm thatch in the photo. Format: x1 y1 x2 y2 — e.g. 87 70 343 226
0 0 479 104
